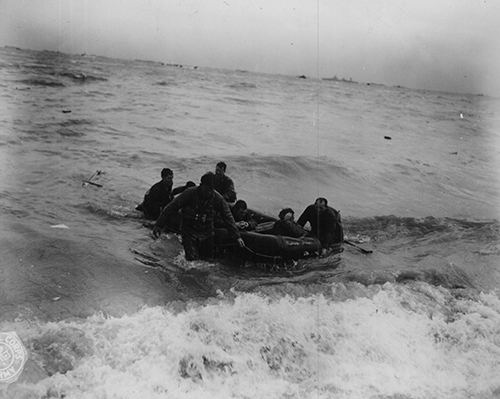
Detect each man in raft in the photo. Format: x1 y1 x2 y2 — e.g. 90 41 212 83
297 197 343 249
153 172 244 260
137 168 195 220
272 208 306 238
214 161 237 203
231 200 257 231
136 168 175 220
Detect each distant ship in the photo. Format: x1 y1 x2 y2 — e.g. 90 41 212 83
322 75 357 84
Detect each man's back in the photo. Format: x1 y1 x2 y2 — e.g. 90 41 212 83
214 174 236 203
142 180 172 219
297 204 342 246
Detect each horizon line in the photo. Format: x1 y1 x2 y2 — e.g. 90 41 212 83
1 44 490 98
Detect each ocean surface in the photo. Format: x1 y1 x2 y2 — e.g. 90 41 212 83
0 46 499 399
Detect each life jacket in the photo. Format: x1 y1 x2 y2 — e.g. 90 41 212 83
180 189 217 234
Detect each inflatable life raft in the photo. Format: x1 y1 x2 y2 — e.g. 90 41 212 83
214 228 327 262
214 208 343 262
159 207 343 263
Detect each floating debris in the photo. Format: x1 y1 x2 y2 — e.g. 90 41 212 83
82 170 103 187
50 224 69 229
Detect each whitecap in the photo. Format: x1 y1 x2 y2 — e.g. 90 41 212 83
50 224 69 229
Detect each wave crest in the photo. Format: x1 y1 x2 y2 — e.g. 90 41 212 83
8 285 500 399
345 215 499 242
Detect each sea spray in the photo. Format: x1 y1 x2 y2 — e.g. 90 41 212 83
2 282 499 399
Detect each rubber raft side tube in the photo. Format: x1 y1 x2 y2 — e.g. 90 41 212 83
230 230 322 259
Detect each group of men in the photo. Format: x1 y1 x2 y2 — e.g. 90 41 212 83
137 161 343 261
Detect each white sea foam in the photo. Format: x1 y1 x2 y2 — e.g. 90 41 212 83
5 282 499 399
50 224 69 229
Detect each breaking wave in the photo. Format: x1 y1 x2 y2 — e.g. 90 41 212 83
4 284 500 399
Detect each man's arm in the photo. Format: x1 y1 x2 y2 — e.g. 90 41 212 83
216 194 243 245
153 188 193 237
159 184 173 207
223 177 237 203
287 221 307 238
296 205 312 227
171 183 192 197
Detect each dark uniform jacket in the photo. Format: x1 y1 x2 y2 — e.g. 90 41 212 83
272 220 307 238
139 180 172 219
156 187 240 241
214 174 237 203
297 205 343 247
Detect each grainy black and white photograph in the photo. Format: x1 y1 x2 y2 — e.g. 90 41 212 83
1 1 499 398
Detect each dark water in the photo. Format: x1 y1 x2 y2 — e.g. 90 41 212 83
0 46 499 398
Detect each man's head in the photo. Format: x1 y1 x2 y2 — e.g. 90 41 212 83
314 197 328 210
279 208 295 221
232 200 247 219
199 172 215 198
233 200 247 212
161 168 173 183
215 161 227 176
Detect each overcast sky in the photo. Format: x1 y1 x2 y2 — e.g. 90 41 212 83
1 0 499 95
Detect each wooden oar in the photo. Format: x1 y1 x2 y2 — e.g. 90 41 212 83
344 240 373 254
82 170 102 187
82 180 103 187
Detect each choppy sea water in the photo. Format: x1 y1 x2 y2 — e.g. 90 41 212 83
0 46 499 398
